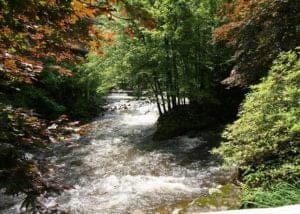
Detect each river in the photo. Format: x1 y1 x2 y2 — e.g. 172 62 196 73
2 93 231 213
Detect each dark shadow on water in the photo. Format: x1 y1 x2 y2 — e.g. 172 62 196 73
128 125 225 167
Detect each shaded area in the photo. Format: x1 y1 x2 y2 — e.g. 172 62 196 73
153 85 246 141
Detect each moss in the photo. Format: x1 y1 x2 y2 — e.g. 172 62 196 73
195 184 241 209
180 184 241 213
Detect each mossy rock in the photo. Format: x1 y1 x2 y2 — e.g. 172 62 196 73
182 184 241 213
153 103 221 141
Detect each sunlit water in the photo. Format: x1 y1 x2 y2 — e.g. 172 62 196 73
2 93 230 213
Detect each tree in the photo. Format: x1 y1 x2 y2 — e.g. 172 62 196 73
91 0 230 115
0 0 113 84
213 0 300 86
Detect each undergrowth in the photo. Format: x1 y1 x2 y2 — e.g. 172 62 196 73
242 181 300 208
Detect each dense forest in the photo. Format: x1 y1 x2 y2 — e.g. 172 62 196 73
0 0 299 213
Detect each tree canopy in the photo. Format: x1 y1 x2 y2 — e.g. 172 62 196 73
213 0 300 86
90 0 232 115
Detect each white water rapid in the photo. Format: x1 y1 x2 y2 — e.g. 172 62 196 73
2 93 230 213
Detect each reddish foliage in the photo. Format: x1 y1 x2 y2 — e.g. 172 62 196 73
213 0 269 46
0 0 118 83
213 0 299 86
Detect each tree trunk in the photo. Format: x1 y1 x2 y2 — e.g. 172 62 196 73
164 37 173 111
171 48 177 108
156 78 167 113
151 84 163 116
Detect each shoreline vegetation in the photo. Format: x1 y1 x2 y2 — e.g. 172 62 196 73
1 0 299 212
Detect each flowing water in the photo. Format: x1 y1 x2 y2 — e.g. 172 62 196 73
2 93 232 213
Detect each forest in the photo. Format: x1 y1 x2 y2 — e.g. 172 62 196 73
0 0 299 213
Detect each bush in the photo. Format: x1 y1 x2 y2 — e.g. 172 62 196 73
40 66 105 119
8 64 105 120
213 49 300 189
15 85 66 118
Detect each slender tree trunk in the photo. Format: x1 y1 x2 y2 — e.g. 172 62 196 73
151 84 162 116
196 25 203 91
171 94 176 108
183 58 190 101
164 37 173 111
166 91 172 111
170 45 177 108
178 97 182 105
156 78 167 113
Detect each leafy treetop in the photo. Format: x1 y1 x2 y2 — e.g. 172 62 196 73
0 0 121 83
213 0 299 86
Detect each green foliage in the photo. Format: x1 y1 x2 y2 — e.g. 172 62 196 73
5 63 106 120
14 85 66 117
39 64 105 119
242 181 300 208
89 0 232 115
213 49 300 189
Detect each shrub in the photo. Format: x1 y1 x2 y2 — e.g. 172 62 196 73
213 49 300 188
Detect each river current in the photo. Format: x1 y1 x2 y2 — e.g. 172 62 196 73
2 93 229 213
